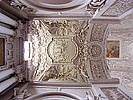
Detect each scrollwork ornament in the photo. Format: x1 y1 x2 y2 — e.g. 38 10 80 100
87 0 107 15
88 41 104 60
101 87 132 100
9 0 36 14
90 60 107 79
28 20 90 82
102 0 133 17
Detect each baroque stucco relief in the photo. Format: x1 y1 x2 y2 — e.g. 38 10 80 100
89 23 109 79
102 0 133 17
28 20 90 82
28 20 109 82
101 87 132 100
48 38 78 63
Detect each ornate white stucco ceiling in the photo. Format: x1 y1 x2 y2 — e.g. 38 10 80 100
19 0 93 15
93 0 133 19
27 20 109 82
28 20 90 82
9 0 133 24
7 0 133 93
8 0 106 19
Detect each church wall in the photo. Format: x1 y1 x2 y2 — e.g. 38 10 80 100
0 12 18 95
0 12 26 96
106 14 133 93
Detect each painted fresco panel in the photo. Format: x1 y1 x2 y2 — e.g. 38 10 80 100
106 40 120 58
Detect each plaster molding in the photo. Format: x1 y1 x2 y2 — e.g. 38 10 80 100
101 87 132 100
9 0 36 14
93 0 133 22
28 20 90 82
0 13 17 26
88 23 110 79
102 0 133 17
90 60 107 80
8 0 108 19
90 23 107 42
47 38 78 64
28 20 110 82
0 33 14 70
88 41 104 60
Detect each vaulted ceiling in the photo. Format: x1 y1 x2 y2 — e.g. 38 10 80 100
8 0 133 22
1 0 133 93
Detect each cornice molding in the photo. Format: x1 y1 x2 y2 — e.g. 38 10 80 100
0 0 28 19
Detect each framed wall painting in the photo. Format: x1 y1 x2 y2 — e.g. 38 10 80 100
106 40 120 58
0 37 5 66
